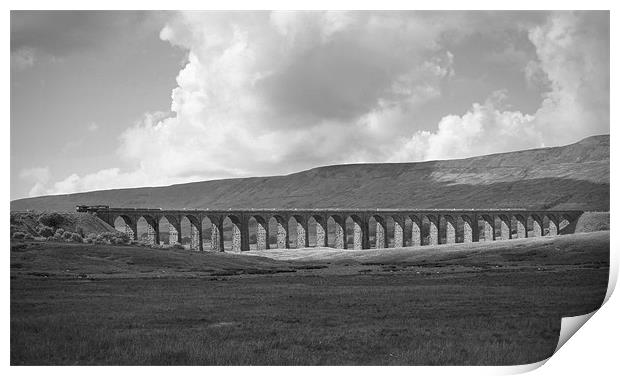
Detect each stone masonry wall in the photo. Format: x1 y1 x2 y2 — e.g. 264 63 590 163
353 221 363 250
375 221 385 249
256 222 267 250
393 219 403 247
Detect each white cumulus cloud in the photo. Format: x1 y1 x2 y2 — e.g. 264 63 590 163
11 47 37 70
47 11 454 195
391 11 609 162
390 92 540 162
31 11 608 197
19 167 51 197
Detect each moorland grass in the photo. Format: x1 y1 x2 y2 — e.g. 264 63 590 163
10 232 609 365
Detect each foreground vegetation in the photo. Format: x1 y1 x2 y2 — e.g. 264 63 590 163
11 231 609 365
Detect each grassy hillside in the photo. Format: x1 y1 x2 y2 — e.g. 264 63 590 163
10 211 116 238
574 212 610 233
11 135 609 212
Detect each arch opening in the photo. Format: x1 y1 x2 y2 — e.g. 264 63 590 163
478 215 494 242
268 216 287 249
136 216 157 245
308 216 327 248
327 215 344 249
529 215 543 237
160 215 180 246
558 214 575 235
113 215 135 240
511 215 527 239
384 216 396 248
368 215 386 249
391 216 403 248
248 216 268 251
461 215 474 243
223 216 242 253
201 216 216 251
496 215 510 240
158 216 173 246
543 215 558 236
179 216 200 250
287 216 307 249
409 215 422 246
345 215 364 250
421 215 438 245
441 215 456 244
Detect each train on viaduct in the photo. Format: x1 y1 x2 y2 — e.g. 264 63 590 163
77 205 583 253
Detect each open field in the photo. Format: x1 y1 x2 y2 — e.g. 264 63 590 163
11 231 609 365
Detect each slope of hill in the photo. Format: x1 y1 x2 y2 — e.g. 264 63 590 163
11 135 609 212
10 212 116 238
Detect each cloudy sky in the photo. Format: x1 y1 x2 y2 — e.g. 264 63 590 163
11 10 609 200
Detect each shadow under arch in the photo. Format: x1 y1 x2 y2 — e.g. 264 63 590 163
222 214 242 252
113 214 136 240
248 215 268 251
308 214 327 247
268 214 288 249
327 214 345 249
345 214 365 250
288 214 308 249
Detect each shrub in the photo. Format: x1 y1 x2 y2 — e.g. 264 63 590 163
24 233 34 240
85 233 97 243
116 232 131 244
38 213 66 228
51 228 64 241
111 236 124 245
36 225 55 237
109 234 121 244
69 232 82 242
89 232 130 245
62 231 73 241
12 232 26 240
95 234 110 244
76 231 132 245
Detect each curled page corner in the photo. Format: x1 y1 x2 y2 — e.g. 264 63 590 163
554 310 597 354
503 358 549 375
508 312 599 375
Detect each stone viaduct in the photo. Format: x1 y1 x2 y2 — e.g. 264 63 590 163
78 206 583 253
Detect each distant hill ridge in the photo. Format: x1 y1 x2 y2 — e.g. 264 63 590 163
11 135 610 212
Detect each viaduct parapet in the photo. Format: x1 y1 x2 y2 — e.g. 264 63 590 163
77 206 583 253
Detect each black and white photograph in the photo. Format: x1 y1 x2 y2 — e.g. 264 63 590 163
8 4 614 370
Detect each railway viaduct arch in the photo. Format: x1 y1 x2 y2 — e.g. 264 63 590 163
80 207 583 253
